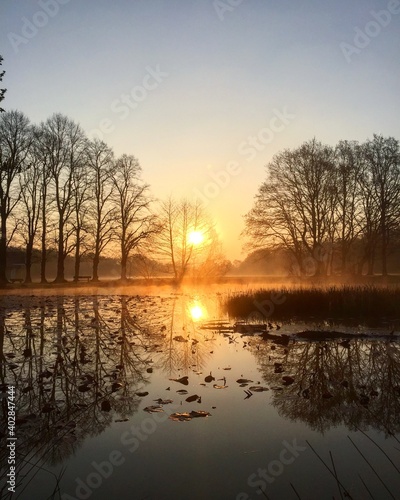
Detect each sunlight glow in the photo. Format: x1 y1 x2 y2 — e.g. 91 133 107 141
189 304 204 322
188 230 204 246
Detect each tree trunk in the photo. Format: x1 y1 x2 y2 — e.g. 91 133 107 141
25 240 33 284
92 251 100 282
381 228 388 276
55 220 65 283
120 251 127 281
0 215 7 284
40 204 47 283
74 228 81 282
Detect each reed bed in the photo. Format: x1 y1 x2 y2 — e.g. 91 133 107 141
224 285 400 323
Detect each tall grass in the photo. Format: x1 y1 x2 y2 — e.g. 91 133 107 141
224 285 400 324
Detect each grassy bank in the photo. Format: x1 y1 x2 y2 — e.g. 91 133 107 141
224 285 400 325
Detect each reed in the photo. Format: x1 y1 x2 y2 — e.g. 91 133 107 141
224 285 400 324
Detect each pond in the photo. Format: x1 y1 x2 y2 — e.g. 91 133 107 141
0 287 399 500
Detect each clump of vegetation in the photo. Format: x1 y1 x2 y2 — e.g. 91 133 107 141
225 285 400 324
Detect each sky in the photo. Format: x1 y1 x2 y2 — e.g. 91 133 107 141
1 0 399 260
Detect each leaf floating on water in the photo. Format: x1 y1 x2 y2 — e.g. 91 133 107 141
248 386 269 392
154 398 173 405
78 384 91 393
236 379 253 384
135 391 149 397
190 410 211 418
111 382 123 392
185 394 200 403
169 376 189 385
213 384 228 389
169 410 211 422
223 367 231 370
143 405 164 413
101 400 111 412
173 335 188 342
176 389 188 395
115 418 129 423
282 376 294 386
169 412 192 422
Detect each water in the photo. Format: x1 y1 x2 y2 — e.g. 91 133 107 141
0 288 399 500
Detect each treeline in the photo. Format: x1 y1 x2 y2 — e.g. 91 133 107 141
0 110 227 284
245 136 400 276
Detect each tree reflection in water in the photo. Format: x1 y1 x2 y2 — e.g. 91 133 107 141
0 294 166 494
251 335 400 435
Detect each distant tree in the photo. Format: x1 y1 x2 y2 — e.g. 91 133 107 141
334 140 365 274
0 55 6 113
363 135 400 276
156 197 218 282
245 139 336 276
86 139 116 281
0 110 31 284
112 154 160 281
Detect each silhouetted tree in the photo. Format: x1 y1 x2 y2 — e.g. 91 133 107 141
363 135 400 276
334 140 364 274
32 125 53 283
72 154 90 281
112 154 160 281
86 139 116 281
0 110 30 284
245 139 336 276
156 197 218 282
40 114 86 282
18 133 42 283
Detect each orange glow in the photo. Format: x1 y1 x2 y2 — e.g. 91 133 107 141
189 303 205 321
187 230 204 246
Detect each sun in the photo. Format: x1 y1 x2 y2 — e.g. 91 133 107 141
187 230 204 246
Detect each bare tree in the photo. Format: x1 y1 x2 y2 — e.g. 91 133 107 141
334 140 364 274
156 197 217 282
0 110 31 283
112 154 159 281
86 139 115 281
39 114 87 282
245 139 336 275
32 125 53 283
363 135 400 276
18 134 42 283
72 155 90 281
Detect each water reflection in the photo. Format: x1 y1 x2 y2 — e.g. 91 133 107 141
0 293 219 490
250 336 400 435
1 292 400 499
0 295 166 493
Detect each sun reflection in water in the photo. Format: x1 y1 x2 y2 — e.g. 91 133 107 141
189 302 205 322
